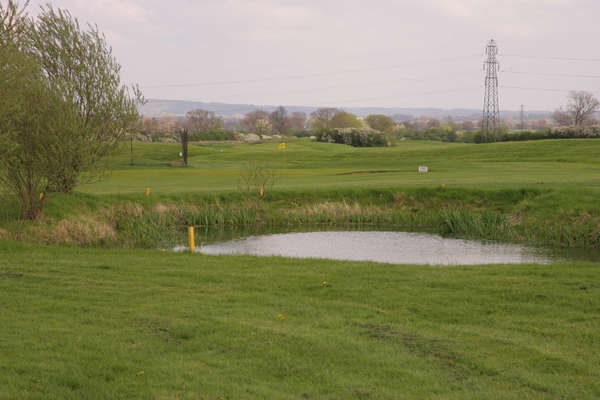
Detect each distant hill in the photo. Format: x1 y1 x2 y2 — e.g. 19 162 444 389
140 98 551 120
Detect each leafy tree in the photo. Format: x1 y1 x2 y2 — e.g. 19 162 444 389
0 0 28 46
0 42 77 218
243 110 270 133
330 111 362 129
0 0 142 217
269 106 289 135
255 119 273 135
309 107 339 129
184 109 223 133
25 4 143 192
425 118 441 129
365 114 396 132
288 112 307 130
461 120 475 131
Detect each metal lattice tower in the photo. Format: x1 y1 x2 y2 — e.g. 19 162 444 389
482 39 500 141
520 104 525 130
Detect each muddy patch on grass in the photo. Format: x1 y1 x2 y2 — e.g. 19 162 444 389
354 323 476 381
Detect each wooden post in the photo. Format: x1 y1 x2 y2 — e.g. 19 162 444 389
180 128 189 166
188 226 195 253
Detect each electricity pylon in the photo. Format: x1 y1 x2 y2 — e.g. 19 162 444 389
482 39 500 141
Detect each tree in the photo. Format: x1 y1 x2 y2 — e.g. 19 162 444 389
0 1 142 217
330 111 362 129
568 91 599 126
288 112 307 130
461 120 475 131
184 109 223 133
269 106 289 135
425 118 441 129
27 4 142 192
255 119 273 135
158 114 178 133
554 91 600 127
0 36 78 218
552 109 572 127
309 107 339 129
243 110 270 133
365 114 396 132
179 128 189 166
0 0 28 47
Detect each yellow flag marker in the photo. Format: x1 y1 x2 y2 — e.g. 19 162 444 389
278 142 286 150
145 187 150 196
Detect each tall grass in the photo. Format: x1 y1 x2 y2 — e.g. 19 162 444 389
439 208 515 241
2 187 599 249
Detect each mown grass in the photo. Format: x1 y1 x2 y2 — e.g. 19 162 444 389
1 240 599 399
79 139 600 194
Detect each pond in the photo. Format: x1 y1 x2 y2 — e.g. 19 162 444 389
187 230 560 265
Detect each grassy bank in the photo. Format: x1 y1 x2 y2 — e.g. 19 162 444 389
1 240 599 399
2 139 600 249
2 186 599 249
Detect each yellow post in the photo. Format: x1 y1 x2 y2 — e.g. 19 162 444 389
145 187 150 196
188 226 195 253
259 184 264 199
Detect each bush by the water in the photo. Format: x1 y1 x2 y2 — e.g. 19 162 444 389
315 128 392 147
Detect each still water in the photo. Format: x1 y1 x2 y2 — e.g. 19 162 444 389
194 231 555 265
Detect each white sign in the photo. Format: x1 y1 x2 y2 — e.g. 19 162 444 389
418 166 428 173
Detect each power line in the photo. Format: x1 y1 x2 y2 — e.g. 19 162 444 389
501 85 600 94
502 70 600 79
140 55 481 89
281 87 482 107
159 87 482 115
501 54 600 62
221 69 478 99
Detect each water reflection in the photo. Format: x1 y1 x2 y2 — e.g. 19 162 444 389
197 231 553 265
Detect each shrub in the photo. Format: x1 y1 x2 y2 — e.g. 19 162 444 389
315 128 392 147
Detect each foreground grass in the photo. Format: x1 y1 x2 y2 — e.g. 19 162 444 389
1 240 599 399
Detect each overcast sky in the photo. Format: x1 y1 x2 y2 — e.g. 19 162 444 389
25 0 600 111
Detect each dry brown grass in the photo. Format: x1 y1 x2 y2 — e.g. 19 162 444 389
34 215 116 246
297 201 383 218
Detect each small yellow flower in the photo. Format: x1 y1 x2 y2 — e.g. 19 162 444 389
136 371 144 376
277 314 285 320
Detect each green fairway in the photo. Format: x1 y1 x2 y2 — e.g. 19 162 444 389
80 139 600 194
1 240 599 399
